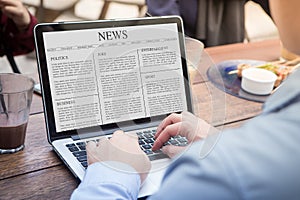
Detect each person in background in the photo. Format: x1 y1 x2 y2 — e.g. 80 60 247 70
146 0 270 47
0 0 37 57
71 0 300 199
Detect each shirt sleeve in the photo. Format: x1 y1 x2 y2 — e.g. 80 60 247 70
3 12 38 56
146 0 180 16
147 139 240 200
70 161 141 200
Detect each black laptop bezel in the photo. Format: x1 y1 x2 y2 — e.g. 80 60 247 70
34 16 193 143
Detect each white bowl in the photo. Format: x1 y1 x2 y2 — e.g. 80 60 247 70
241 68 277 95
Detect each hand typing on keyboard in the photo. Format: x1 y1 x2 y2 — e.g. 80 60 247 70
86 130 151 183
152 111 217 158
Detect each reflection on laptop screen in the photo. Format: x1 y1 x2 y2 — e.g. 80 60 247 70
42 23 187 133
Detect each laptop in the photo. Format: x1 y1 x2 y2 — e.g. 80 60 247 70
34 16 195 197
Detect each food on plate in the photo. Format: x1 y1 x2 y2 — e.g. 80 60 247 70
236 62 298 87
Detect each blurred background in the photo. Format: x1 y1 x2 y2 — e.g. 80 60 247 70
22 0 278 42
0 0 279 79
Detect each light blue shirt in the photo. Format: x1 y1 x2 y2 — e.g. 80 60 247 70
71 69 300 200
71 161 141 200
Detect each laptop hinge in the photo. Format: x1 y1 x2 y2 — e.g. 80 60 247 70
71 121 160 141
71 128 117 141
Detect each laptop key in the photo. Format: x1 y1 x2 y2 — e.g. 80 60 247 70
142 144 152 150
77 156 87 162
81 161 88 168
170 140 179 145
144 149 153 155
136 132 143 136
178 142 188 146
76 142 86 146
163 142 169 146
143 130 152 134
68 146 79 152
153 149 162 154
144 133 153 138
66 143 76 148
144 138 154 144
78 145 86 151
73 151 86 157
177 137 188 143
138 140 145 145
138 135 146 140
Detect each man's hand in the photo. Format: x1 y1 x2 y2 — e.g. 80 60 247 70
0 0 31 31
152 111 215 158
86 130 151 183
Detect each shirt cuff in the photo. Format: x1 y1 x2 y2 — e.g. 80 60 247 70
77 161 141 199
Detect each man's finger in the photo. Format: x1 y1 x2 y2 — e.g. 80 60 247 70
86 140 97 151
111 130 138 145
86 141 98 165
162 145 186 158
155 113 182 138
110 130 125 141
113 130 138 141
152 122 182 151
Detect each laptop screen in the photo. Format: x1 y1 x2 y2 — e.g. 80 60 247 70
34 16 193 140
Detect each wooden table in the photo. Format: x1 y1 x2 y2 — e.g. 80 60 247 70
0 39 281 199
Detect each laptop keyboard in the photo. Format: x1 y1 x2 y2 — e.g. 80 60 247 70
65 128 188 169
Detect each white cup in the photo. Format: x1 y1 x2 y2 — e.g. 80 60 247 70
241 68 277 95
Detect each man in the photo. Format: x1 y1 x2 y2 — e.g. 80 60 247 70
146 0 270 47
71 0 300 199
0 0 37 57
